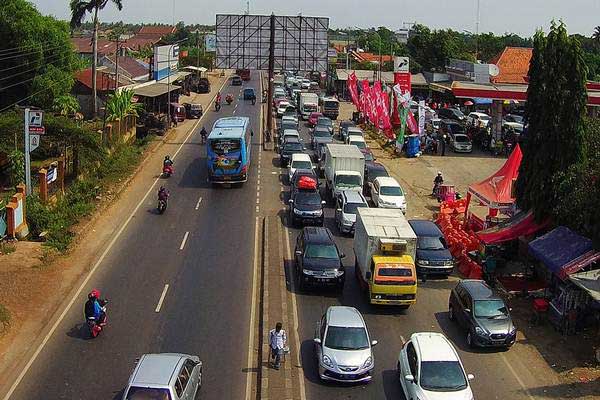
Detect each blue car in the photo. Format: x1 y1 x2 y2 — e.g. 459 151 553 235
243 88 256 101
408 220 454 277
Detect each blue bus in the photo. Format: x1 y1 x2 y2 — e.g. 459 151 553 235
207 117 252 184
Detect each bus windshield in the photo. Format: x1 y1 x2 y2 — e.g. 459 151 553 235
210 138 241 155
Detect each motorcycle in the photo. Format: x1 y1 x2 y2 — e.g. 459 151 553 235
251 97 256 105
215 102 221 112
432 181 442 201
225 94 234 105
157 197 168 214
86 299 108 339
162 164 174 178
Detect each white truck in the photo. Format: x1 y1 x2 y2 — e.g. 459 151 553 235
353 208 418 307
299 92 319 120
323 144 365 203
320 96 340 120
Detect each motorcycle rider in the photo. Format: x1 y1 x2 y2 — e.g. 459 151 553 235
215 91 222 111
158 186 170 202
200 126 208 143
433 171 444 195
163 155 173 168
84 289 106 325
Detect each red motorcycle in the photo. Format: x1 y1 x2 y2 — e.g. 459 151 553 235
162 164 174 178
225 94 234 105
86 299 108 338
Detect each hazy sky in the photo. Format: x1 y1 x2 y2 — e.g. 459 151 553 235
30 0 599 37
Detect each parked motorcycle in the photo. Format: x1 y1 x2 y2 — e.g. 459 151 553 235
86 299 108 339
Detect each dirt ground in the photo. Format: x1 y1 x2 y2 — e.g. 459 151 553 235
339 101 600 397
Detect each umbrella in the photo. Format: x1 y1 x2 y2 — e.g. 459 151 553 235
464 100 474 106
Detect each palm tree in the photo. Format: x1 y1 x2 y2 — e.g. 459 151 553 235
70 0 123 119
593 26 600 43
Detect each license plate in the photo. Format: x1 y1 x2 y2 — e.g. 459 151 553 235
223 176 231 180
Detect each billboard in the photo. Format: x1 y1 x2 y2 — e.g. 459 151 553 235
205 33 216 52
215 14 329 72
153 45 179 80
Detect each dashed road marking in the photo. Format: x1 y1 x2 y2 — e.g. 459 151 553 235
154 284 169 312
179 231 189 250
195 197 202 210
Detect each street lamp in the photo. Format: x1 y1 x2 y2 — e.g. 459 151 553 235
338 31 352 70
166 38 187 129
372 31 383 83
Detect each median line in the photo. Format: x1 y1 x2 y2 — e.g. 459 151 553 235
195 197 203 210
179 231 190 250
154 284 169 313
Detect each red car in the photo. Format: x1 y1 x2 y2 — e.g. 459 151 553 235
308 112 323 127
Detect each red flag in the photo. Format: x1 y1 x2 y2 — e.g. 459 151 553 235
347 72 360 109
407 110 418 133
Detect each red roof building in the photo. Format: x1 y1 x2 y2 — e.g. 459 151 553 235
488 47 533 85
71 37 117 56
137 25 176 37
350 51 393 64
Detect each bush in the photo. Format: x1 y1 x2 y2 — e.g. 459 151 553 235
0 303 10 333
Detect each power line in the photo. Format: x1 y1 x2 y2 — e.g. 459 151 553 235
0 44 65 62
0 39 74 54
0 74 73 113
0 53 68 81
0 76 37 92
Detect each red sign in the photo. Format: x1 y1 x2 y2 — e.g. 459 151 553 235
28 126 45 134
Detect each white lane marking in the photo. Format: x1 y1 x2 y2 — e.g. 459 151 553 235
284 225 307 400
0 75 233 400
256 198 260 204
271 171 277 175
500 353 536 400
154 284 170 312
244 216 260 400
255 206 259 213
195 197 203 210
179 231 190 250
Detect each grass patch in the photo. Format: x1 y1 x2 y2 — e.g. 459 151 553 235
0 241 16 255
0 303 10 333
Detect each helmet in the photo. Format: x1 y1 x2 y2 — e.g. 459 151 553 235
437 171 442 176
159 186 165 191
88 289 100 299
164 155 171 160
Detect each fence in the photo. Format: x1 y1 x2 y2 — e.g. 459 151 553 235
104 115 137 146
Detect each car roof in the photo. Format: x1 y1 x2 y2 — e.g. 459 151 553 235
411 333 459 362
347 127 363 132
408 220 443 236
340 120 355 127
131 354 185 386
292 169 316 178
366 161 388 172
342 190 367 204
283 129 299 135
469 112 488 117
374 176 399 186
349 136 366 142
454 134 470 139
327 306 365 328
302 226 334 244
284 137 301 144
291 153 311 161
459 279 498 300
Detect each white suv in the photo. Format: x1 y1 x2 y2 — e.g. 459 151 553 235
398 332 474 400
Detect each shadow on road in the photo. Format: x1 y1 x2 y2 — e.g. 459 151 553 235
66 323 89 341
381 368 406 400
434 311 507 354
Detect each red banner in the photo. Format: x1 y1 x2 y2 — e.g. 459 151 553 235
347 72 360 110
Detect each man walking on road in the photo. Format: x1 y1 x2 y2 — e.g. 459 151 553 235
269 322 287 370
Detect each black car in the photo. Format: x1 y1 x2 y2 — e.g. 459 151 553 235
338 120 356 140
197 78 211 93
448 280 516 349
294 227 345 291
290 169 319 195
438 107 466 122
361 148 375 162
243 88 256 100
316 117 333 134
311 126 332 148
288 187 325 227
231 75 243 86
363 161 389 196
280 138 305 167
408 220 454 276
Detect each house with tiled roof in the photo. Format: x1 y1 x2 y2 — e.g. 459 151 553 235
73 68 133 118
137 25 176 37
100 55 149 82
350 50 393 64
71 37 117 58
488 47 533 85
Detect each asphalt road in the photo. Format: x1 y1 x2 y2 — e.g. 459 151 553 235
278 116 542 400
8 73 263 400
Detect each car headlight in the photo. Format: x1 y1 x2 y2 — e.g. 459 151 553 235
509 326 517 335
293 208 302 214
444 260 454 266
418 259 430 265
475 326 488 336
333 269 345 277
322 355 334 368
302 269 315 276
362 356 373 369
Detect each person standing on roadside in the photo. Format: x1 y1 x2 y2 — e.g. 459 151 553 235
440 133 447 156
269 322 287 370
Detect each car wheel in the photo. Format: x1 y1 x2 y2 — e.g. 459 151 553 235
467 331 475 348
448 305 455 321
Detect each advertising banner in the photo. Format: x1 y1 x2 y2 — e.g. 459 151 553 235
347 72 360 109
205 34 216 52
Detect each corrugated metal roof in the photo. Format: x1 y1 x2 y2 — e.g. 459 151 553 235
133 82 181 98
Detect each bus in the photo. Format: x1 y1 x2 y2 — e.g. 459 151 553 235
207 117 252 184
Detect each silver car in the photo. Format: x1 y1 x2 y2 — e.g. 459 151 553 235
314 306 377 383
334 190 368 234
122 353 202 400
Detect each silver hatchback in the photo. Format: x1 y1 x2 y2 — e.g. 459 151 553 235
314 306 377 383
122 353 202 400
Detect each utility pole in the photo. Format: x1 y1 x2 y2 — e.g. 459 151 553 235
475 0 481 60
114 36 121 92
266 13 275 139
246 0 250 15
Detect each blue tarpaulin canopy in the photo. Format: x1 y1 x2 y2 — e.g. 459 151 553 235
474 97 493 105
528 226 598 280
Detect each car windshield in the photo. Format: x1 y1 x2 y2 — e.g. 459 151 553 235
449 125 465 134
295 191 321 206
325 326 369 350
474 300 509 318
420 361 468 392
126 387 172 400
455 136 470 143
304 243 338 258
317 119 332 127
281 123 297 131
368 168 389 181
378 268 412 277
380 186 403 196
313 129 330 138
418 236 446 250
363 152 374 161
350 140 366 149
244 89 254 95
292 160 312 170
284 143 304 152
343 202 367 214
335 175 361 186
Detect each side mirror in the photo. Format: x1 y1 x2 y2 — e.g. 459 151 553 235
336 208 342 212
365 271 372 280
288 199 294 203
464 308 471 314
321 200 326 205
340 253 346 259
313 338 321 344
467 373 475 381
371 340 378 347
295 250 302 256
404 374 415 383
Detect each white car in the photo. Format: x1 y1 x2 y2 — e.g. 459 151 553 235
282 113 299 126
301 79 311 89
398 332 474 400
451 134 473 153
467 111 490 128
288 153 313 182
347 136 367 152
371 176 406 213
277 101 291 117
314 306 377 383
280 129 300 145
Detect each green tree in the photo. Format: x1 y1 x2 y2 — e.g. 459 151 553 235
0 0 80 110
52 95 81 116
593 26 600 44
70 0 124 119
515 22 588 220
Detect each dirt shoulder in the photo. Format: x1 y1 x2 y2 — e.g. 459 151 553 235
0 72 228 396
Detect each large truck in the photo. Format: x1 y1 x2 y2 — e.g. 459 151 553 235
236 69 251 81
299 92 319 120
353 208 418 308
323 144 365 202
320 96 340 120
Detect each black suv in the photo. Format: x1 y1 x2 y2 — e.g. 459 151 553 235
363 162 389 196
448 280 516 349
294 227 345 291
438 107 465 122
290 169 319 194
280 138 305 167
288 186 325 227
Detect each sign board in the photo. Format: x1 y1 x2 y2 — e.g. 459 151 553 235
28 110 43 127
205 33 216 52
153 45 180 81
29 134 40 152
394 56 410 73
28 126 45 135
47 167 57 184
394 72 412 95
215 14 330 72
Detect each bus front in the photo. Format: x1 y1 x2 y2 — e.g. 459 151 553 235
207 134 248 183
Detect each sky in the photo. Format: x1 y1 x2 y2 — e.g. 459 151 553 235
30 0 599 37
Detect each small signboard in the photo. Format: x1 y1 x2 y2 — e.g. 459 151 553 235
28 110 43 127
394 56 410 73
47 167 57 184
205 33 216 52
28 126 45 134
29 134 40 152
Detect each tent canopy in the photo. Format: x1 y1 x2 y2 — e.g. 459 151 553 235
468 144 522 209
529 226 599 280
476 211 546 244
569 269 600 302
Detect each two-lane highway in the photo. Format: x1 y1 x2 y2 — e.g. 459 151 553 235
7 72 263 400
